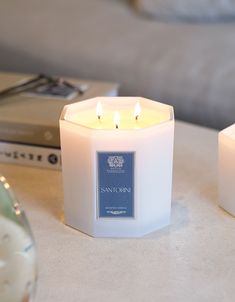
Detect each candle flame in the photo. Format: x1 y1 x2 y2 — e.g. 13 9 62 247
134 102 141 120
114 111 120 129
4 182 10 189
96 101 103 120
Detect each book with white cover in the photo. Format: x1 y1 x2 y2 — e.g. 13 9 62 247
0 141 61 170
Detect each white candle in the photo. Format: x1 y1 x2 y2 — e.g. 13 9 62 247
60 97 174 237
218 124 235 216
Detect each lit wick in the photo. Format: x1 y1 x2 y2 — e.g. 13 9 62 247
114 111 120 129
134 102 141 121
96 101 103 121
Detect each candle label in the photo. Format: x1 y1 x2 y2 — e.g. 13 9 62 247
97 152 134 218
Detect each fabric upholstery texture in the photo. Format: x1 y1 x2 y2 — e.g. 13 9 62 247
133 0 235 20
0 0 235 129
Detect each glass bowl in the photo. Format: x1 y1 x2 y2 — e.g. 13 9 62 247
0 175 37 302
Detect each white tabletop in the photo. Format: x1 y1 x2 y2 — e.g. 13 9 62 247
1 121 235 302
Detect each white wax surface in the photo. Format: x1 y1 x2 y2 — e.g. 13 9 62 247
64 97 171 130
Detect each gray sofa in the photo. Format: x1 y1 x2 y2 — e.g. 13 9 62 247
0 0 234 129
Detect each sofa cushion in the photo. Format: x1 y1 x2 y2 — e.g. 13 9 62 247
0 0 235 129
133 0 235 20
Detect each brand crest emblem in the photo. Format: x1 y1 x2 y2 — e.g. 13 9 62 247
107 156 124 168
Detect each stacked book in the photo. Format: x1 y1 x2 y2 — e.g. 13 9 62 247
0 72 118 170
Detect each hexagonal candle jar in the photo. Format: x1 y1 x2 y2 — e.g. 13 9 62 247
59 97 174 237
219 124 235 216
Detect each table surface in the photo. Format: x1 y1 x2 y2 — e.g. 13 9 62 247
1 121 235 302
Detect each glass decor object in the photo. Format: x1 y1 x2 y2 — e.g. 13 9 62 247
60 97 174 237
0 175 37 302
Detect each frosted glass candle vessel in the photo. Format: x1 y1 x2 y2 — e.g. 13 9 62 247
60 97 174 237
219 124 235 216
